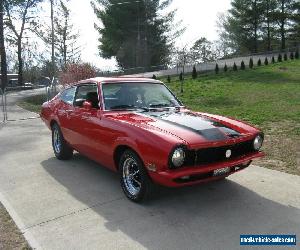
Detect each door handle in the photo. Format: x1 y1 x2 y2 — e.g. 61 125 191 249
66 110 73 113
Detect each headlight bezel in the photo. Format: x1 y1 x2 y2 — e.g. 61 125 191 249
253 133 264 151
169 146 186 169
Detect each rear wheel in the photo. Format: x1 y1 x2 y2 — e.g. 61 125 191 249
52 123 73 160
119 150 153 202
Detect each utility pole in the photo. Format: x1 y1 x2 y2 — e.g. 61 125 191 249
0 0 8 91
50 0 55 80
136 0 141 68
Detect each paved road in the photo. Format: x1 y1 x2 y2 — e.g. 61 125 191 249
0 91 299 249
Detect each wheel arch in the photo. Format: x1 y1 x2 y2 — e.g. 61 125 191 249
50 119 59 129
113 145 144 171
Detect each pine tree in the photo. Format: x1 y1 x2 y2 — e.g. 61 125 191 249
215 63 219 74
240 60 246 70
284 53 288 61
278 53 282 62
224 63 228 72
233 62 238 71
295 50 299 59
257 58 262 66
152 74 157 79
249 58 254 69
92 0 179 70
290 52 294 60
167 75 171 83
224 0 265 53
264 57 269 65
272 56 275 63
192 66 197 79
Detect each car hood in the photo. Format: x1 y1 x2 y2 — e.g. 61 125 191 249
107 110 259 147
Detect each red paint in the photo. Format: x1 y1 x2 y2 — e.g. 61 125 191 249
41 78 264 187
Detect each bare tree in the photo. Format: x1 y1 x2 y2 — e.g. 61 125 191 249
34 0 80 70
0 0 8 90
4 0 43 85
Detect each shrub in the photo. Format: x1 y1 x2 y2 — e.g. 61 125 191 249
224 64 228 72
295 50 299 59
272 56 275 63
167 75 171 83
278 53 282 62
249 58 254 69
215 63 219 74
59 63 96 86
152 74 157 79
264 57 269 65
179 72 183 81
233 62 238 71
257 58 262 66
290 52 294 60
284 53 288 61
192 66 197 79
240 60 245 70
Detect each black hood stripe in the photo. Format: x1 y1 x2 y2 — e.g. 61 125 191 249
139 111 241 141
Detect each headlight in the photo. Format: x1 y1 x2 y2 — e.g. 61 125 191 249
171 147 185 168
253 134 263 151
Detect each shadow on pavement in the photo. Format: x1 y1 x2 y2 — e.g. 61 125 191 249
41 154 300 250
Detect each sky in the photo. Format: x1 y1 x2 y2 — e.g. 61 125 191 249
67 0 232 70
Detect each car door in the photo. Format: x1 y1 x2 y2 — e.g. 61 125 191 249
69 84 102 157
56 87 76 145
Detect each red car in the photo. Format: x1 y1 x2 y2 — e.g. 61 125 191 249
41 77 264 202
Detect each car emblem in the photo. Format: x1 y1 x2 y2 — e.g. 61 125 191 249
225 149 232 158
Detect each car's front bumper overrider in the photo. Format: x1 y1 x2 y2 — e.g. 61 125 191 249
150 151 264 187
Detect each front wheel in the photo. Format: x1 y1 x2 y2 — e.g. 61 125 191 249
52 123 73 160
119 150 154 202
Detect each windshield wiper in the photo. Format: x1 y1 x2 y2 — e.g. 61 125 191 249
149 103 170 108
110 105 149 112
110 105 137 110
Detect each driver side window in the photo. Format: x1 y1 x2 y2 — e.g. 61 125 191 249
74 84 99 109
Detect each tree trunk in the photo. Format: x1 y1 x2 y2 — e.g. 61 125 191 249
266 0 271 51
50 0 55 78
0 0 8 90
17 38 23 85
253 0 258 53
281 0 286 50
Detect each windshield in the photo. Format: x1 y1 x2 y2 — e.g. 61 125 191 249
102 82 182 110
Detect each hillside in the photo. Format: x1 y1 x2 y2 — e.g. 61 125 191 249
164 60 300 175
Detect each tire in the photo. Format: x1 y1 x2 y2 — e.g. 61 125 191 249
52 123 73 160
119 150 154 202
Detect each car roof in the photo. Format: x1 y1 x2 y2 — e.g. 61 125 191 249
78 77 162 85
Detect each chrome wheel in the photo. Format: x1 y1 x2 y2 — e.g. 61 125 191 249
122 157 142 196
53 127 61 154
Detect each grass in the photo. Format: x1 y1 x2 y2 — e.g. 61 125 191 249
18 60 300 175
0 203 31 249
162 60 300 175
163 60 300 128
18 94 47 114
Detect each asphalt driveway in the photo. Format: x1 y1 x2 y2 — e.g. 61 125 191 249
0 90 299 249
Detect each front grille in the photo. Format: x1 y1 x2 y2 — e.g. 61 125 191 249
185 139 255 166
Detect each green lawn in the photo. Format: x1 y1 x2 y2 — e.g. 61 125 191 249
162 60 300 175
163 60 300 130
18 94 47 114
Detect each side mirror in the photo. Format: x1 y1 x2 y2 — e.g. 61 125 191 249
83 101 92 110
